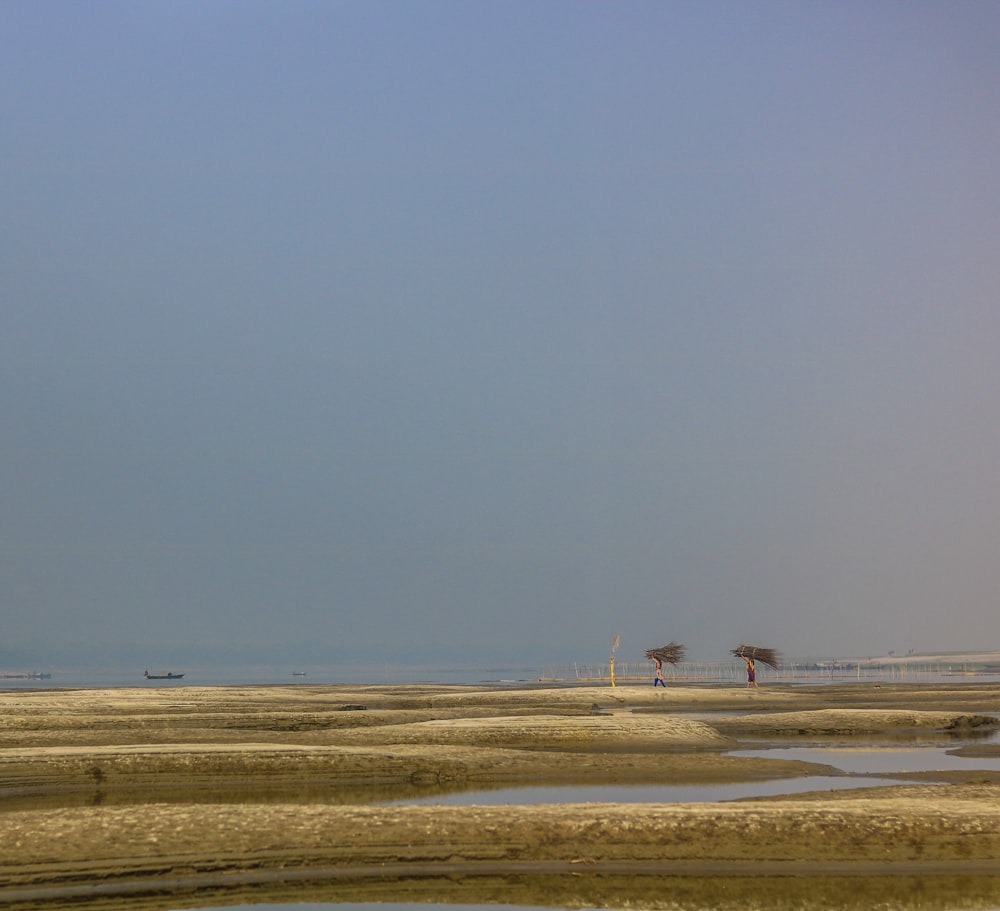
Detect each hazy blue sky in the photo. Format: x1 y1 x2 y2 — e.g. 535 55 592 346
3 1 999 671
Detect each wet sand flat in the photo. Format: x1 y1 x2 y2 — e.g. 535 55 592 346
3 681 1000 910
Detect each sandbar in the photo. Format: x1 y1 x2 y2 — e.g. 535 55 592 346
3 681 1000 910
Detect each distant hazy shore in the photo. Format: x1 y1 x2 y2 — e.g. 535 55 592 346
5 649 1000 691
3 681 1000 911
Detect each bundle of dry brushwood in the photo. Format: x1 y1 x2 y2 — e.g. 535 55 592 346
731 644 781 670
644 642 687 665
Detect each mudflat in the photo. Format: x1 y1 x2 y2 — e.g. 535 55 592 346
3 680 1000 911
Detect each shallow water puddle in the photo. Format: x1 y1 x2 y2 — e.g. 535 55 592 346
379 775 908 806
731 745 1000 774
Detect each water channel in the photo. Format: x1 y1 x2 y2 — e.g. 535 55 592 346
172 732 1000 911
380 725 1000 806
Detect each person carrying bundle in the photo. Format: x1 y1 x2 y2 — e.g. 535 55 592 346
732 644 780 688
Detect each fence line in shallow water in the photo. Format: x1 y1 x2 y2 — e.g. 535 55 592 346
548 662 745 683
536 660 1000 685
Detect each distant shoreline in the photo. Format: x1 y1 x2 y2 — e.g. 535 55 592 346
4 650 1000 691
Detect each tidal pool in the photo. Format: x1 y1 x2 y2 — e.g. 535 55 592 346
731 745 1000 774
379 740 1000 806
380 775 907 806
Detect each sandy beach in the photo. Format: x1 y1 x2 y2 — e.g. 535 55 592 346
3 680 1000 910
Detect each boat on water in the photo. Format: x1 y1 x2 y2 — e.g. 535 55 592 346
144 670 184 680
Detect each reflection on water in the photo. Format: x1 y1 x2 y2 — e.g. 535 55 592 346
379 775 908 806
0 774 904 814
10 743 999 814
732 745 1000 774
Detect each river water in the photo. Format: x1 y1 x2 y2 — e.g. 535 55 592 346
3 663 998 689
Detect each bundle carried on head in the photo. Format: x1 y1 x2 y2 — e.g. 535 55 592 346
644 641 687 666
731 644 781 670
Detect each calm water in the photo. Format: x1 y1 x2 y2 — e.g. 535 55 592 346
381 775 911 806
381 737 1000 806
3 663 998 689
0 664 545 689
733 744 1000 773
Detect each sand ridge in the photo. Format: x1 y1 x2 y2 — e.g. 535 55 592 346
3 681 1000 910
